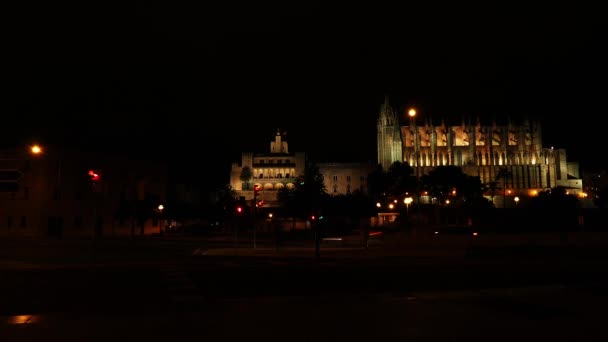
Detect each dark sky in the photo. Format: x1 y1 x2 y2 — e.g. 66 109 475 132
5 2 607 182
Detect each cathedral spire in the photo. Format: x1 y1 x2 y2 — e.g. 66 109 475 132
377 95 403 170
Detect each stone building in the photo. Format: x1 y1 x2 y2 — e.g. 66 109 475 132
230 130 378 205
317 162 376 196
0 145 168 238
377 96 583 202
230 130 306 207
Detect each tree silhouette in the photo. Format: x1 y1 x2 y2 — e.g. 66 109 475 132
386 161 415 198
495 166 512 208
485 180 500 205
240 166 253 190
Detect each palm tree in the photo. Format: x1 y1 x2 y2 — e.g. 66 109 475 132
240 166 253 190
495 166 512 208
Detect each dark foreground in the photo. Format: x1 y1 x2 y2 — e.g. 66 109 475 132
1 231 608 341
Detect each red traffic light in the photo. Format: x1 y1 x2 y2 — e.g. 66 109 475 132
257 200 264 207
88 170 100 182
254 185 260 195
236 206 243 214
311 215 316 221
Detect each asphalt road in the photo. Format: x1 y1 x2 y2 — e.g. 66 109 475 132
2 233 608 341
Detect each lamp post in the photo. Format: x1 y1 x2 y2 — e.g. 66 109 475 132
403 197 413 215
158 204 164 236
514 196 519 207
408 108 418 176
29 144 62 190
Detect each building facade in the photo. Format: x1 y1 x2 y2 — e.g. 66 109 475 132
230 130 306 207
0 145 168 238
317 162 376 196
377 96 583 200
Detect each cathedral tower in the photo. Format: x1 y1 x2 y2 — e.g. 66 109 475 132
377 95 403 170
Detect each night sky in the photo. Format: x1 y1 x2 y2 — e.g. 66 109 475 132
5 2 607 184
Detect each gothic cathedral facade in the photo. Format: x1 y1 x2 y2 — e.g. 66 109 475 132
377 96 583 198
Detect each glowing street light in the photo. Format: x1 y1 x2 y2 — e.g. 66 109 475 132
30 145 42 155
403 197 413 215
514 197 520 206
408 108 416 117
157 204 165 236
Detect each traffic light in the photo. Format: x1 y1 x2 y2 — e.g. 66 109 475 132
310 214 317 222
257 200 264 207
253 184 260 196
236 206 243 214
88 169 101 191
88 170 100 182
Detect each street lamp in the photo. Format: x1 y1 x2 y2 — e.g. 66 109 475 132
403 197 413 215
514 196 520 206
29 143 63 189
30 145 42 155
157 204 164 236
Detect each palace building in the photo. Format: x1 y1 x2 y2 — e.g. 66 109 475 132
230 130 375 206
377 96 583 201
230 130 306 207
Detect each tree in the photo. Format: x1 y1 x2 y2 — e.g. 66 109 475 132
214 184 238 219
294 162 328 216
367 164 387 201
421 165 468 204
240 166 253 190
386 161 415 198
486 180 500 205
495 166 512 208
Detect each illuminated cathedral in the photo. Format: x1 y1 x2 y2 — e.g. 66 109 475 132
377 96 584 200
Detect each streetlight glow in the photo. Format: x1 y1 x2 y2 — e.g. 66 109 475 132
158 204 164 211
30 145 42 155
408 108 416 117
